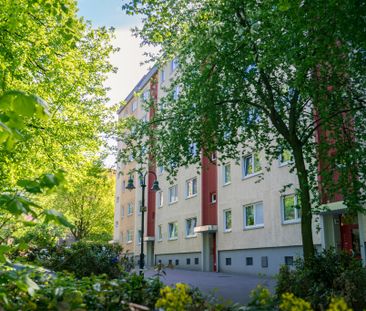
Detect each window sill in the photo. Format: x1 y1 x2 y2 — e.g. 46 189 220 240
157 205 163 209
157 239 163 242
127 241 132 244
279 161 293 167
242 171 262 180
185 235 197 239
127 214 133 217
223 182 231 187
168 237 178 241
282 219 301 225
168 200 178 206
223 229 232 233
243 225 264 231
186 194 198 200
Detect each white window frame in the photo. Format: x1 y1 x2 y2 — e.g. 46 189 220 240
157 191 164 208
173 85 180 100
127 203 133 216
223 163 231 185
223 209 232 232
157 225 163 241
158 165 164 175
171 58 178 72
185 217 197 238
185 178 197 198
279 149 294 166
127 230 132 243
210 192 217 203
169 185 178 204
243 202 264 229
168 222 178 240
242 153 261 178
281 194 301 224
132 101 138 112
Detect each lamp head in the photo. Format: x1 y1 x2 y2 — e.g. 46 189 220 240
151 180 160 192
126 176 135 191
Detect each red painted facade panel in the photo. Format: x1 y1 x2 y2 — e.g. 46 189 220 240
147 74 158 237
201 155 218 225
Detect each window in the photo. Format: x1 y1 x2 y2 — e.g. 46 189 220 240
185 217 197 237
171 58 178 71
194 257 199 265
279 149 293 165
186 178 197 198
210 192 217 203
127 203 133 215
141 114 148 122
168 222 178 240
244 202 264 228
175 259 179 266
261 256 268 268
211 152 217 161
121 206 124 218
246 257 253 266
282 194 301 223
143 90 150 101
186 258 191 265
161 69 165 82
169 185 178 203
122 180 126 192
173 85 180 100
127 230 132 243
224 210 232 232
116 196 120 203
223 164 231 185
226 258 232 266
157 191 164 208
189 143 197 157
132 101 138 112
137 230 142 244
242 153 261 177
129 153 134 162
158 165 164 175
285 256 294 266
158 225 163 241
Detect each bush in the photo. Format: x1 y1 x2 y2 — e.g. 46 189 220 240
0 265 163 310
276 249 366 310
14 241 134 278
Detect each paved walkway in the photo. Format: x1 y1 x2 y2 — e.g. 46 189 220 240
144 268 276 305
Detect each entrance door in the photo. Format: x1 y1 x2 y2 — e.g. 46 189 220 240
209 233 217 272
340 216 361 258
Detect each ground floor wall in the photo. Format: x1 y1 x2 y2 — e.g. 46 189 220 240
155 252 202 271
217 245 314 276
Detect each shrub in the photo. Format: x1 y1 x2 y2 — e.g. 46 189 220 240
276 249 366 310
0 265 164 310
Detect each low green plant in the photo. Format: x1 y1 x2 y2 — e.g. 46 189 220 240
276 249 366 310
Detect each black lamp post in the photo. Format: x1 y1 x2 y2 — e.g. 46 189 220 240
126 171 160 275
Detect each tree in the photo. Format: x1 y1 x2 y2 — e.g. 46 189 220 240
50 161 115 241
0 0 117 239
121 0 366 261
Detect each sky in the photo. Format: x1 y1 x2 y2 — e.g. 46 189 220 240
77 0 156 105
77 0 156 167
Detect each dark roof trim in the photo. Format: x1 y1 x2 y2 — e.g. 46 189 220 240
117 66 158 114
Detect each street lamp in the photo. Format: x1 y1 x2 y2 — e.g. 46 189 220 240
126 171 160 275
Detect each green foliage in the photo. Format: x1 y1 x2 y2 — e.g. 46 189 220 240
246 285 276 310
48 161 115 241
23 241 126 279
0 265 164 310
276 249 366 310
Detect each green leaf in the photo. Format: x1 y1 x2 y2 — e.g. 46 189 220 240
43 209 74 228
0 245 11 263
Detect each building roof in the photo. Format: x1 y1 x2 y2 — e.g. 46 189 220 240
117 66 158 114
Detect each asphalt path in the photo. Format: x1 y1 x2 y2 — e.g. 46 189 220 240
144 268 276 305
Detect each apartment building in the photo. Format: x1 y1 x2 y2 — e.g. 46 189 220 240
114 63 366 276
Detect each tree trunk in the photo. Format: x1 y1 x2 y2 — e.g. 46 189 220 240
292 140 315 262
